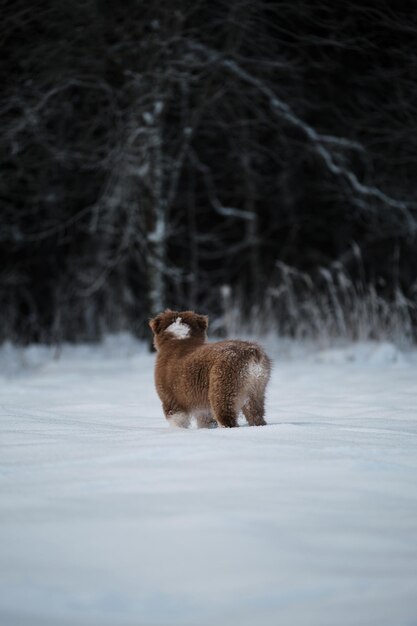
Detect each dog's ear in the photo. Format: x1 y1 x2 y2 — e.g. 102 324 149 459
195 314 209 331
149 313 165 334
149 317 161 334
149 309 175 334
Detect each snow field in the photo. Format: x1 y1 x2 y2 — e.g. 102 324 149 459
1 337 417 626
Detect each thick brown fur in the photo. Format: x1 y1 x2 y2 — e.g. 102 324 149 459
149 309 271 428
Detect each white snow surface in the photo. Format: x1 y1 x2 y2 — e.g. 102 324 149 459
1 336 417 626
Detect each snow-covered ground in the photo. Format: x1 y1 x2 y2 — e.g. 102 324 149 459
1 336 417 626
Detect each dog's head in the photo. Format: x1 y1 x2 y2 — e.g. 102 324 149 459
149 309 208 350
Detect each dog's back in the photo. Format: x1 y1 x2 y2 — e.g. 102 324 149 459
150 310 271 428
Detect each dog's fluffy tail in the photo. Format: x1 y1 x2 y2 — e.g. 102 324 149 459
244 344 271 385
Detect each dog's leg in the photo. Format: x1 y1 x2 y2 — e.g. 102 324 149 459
242 395 267 426
208 370 240 428
163 405 191 428
208 393 239 427
242 378 267 426
242 359 269 426
195 410 218 429
167 412 191 428
214 409 239 428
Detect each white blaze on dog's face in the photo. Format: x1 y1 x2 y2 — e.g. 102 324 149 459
165 316 190 339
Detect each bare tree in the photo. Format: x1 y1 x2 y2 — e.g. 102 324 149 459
1 0 416 343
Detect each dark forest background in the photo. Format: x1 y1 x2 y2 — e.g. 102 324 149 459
1 0 417 345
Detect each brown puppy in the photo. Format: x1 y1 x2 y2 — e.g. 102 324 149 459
149 309 271 428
